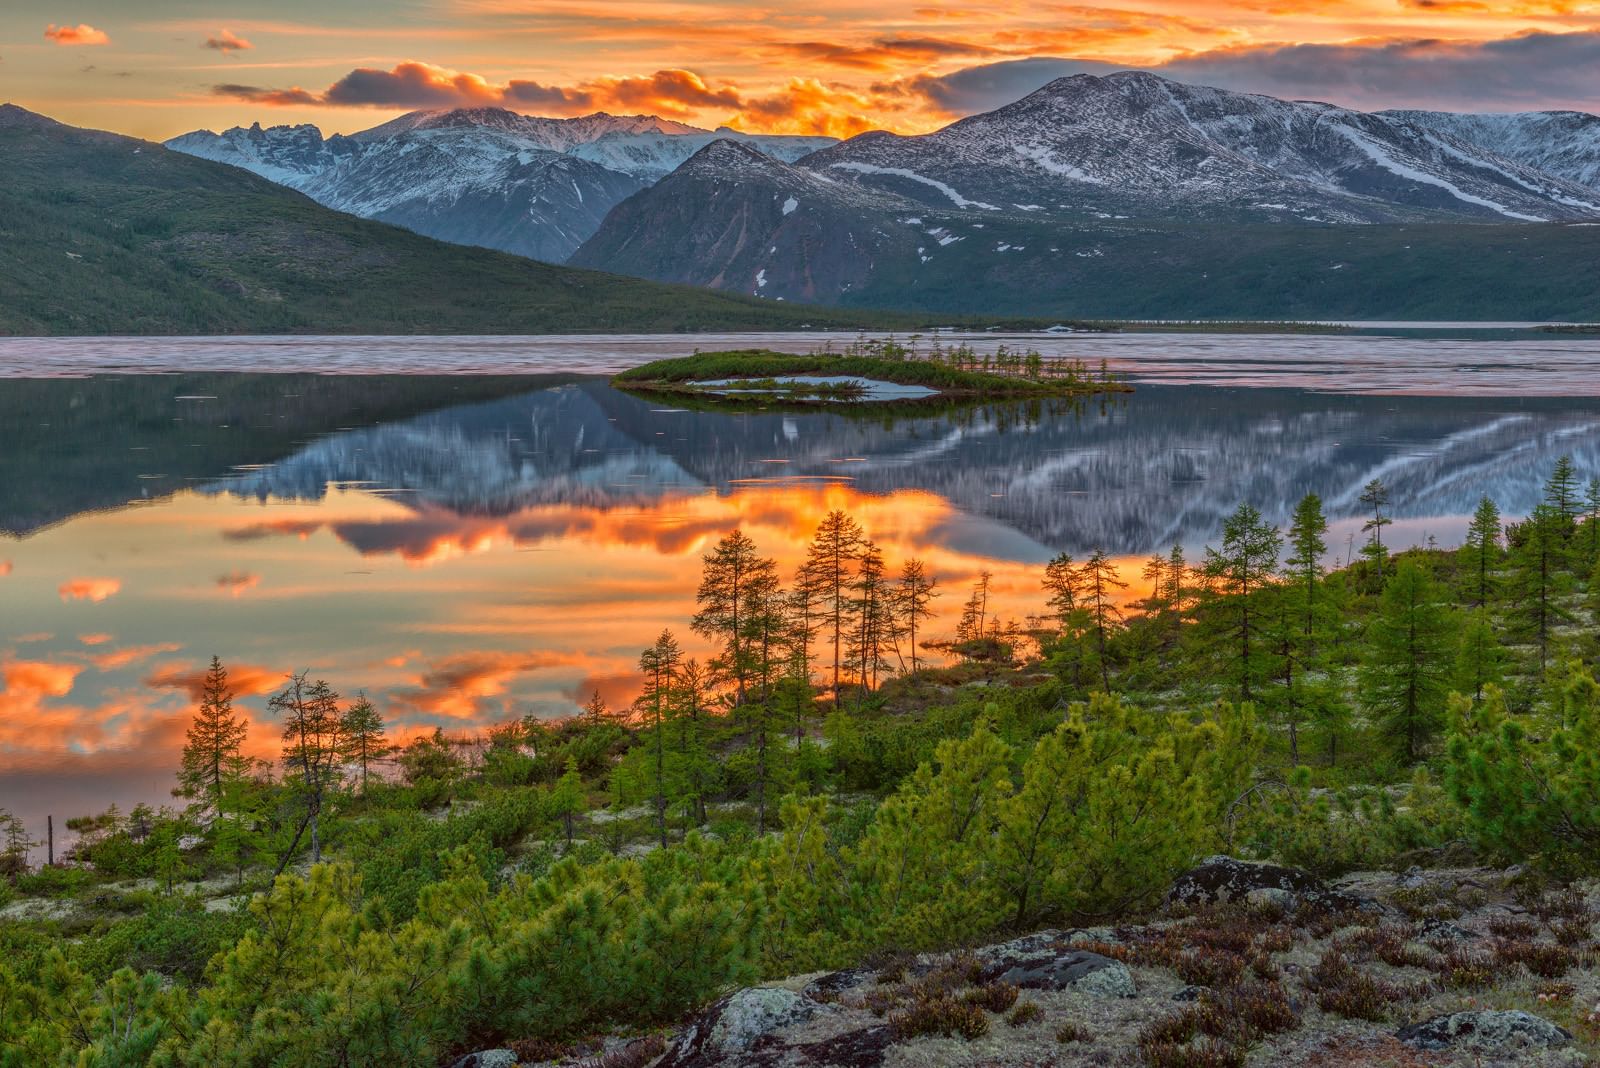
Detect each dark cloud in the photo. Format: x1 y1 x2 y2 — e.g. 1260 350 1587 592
215 62 742 119
906 30 1600 116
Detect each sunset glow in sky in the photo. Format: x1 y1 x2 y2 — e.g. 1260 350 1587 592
3 1 1600 140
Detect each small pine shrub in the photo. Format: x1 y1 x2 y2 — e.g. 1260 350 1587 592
1007 1000 1044 1027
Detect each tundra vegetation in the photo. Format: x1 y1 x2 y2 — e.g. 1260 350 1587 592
4 459 1600 1066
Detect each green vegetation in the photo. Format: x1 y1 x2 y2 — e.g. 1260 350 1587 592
0 112 915 336
4 457 1600 1066
613 337 1130 404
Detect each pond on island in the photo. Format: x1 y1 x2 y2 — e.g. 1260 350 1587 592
2 330 1600 848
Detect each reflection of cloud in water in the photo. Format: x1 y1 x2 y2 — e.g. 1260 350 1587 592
7 374 1600 859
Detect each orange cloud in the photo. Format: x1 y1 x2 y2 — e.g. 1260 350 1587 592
393 649 583 720
78 633 114 646
58 577 122 603
205 29 253 52
3 660 83 699
0 560 12 577
90 642 184 671
144 661 284 701
44 23 110 46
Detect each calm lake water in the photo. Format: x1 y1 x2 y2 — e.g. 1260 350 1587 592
2 332 1600 851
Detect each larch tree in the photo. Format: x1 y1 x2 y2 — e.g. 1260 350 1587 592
1358 478 1392 589
1544 454 1581 527
692 529 779 703
549 756 585 848
1203 503 1282 703
1079 549 1127 691
338 694 390 797
1360 560 1454 764
271 672 343 868
1509 503 1574 674
671 657 716 827
1460 496 1503 608
1274 494 1331 764
895 558 938 676
799 511 864 707
636 629 682 848
177 655 249 818
1584 477 1600 564
849 539 892 696
1454 609 1507 703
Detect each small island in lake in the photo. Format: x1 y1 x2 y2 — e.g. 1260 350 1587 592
612 341 1132 408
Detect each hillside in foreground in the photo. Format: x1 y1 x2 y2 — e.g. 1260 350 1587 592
0 105 902 337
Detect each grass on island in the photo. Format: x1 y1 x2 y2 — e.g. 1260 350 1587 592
612 343 1131 402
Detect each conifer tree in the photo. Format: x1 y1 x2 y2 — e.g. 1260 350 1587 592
1544 454 1581 526
636 630 681 847
894 558 937 676
670 657 716 826
1274 494 1330 764
582 689 609 726
338 693 390 797
799 511 864 706
1454 609 1507 703
849 540 893 695
1358 478 1392 588
1509 503 1574 673
271 672 343 867
1360 560 1454 763
178 656 249 818
1584 477 1600 563
955 570 993 646
1079 549 1127 691
1460 496 1502 607
1203 503 1282 702
693 530 779 703
1042 552 1081 631
549 757 585 847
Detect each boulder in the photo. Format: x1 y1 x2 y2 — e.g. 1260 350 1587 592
449 1052 518 1068
1166 856 1375 913
1396 1010 1573 1053
977 939 1136 998
661 987 826 1067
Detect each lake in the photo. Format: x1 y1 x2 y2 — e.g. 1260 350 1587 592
3 331 1600 852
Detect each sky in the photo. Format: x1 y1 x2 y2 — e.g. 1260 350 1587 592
2 2 1600 149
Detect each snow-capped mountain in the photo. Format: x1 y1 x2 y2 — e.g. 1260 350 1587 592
571 128 835 181
573 71 1600 311
166 108 836 262
799 72 1600 224
166 122 361 187
1383 109 1600 193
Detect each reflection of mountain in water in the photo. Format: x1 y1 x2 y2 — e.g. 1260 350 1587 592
209 381 1600 555
0 374 577 536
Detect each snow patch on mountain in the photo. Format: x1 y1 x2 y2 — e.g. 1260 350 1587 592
829 162 999 210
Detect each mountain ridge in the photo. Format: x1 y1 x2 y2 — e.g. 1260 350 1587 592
166 108 836 262
0 105 904 336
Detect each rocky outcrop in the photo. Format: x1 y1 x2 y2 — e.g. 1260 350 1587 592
448 1051 517 1068
975 936 1136 997
1166 855 1377 913
659 987 829 1068
1396 1010 1574 1053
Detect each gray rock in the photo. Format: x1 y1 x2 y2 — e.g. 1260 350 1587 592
979 946 1136 998
662 987 826 1067
1166 855 1375 913
450 1052 518 1068
1418 917 1479 942
1397 1010 1573 1053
